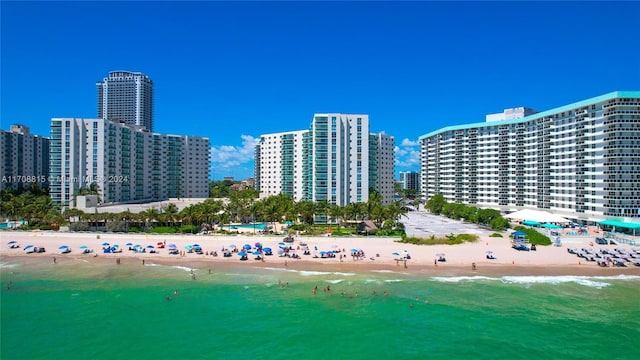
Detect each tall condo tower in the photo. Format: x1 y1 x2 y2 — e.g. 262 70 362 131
97 71 154 131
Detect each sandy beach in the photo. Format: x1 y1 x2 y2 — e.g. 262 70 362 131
2 228 639 277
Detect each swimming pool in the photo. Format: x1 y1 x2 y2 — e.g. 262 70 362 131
228 223 267 230
0 220 27 229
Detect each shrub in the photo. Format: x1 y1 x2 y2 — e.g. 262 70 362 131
69 222 90 232
396 234 478 245
513 226 551 245
489 233 503 238
148 226 177 234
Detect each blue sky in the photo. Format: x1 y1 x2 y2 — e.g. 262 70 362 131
2 1 639 180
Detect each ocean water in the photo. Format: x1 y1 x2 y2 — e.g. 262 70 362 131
1 260 639 360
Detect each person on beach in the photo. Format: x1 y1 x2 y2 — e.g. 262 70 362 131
472 262 477 271
117 258 121 265
53 257 56 264
174 289 179 296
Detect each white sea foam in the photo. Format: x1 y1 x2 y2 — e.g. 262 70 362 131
0 262 18 269
501 276 612 289
170 265 193 272
384 279 405 283
431 276 497 283
430 275 638 289
298 270 356 277
325 279 344 284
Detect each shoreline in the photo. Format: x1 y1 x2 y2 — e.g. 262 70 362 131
2 230 639 277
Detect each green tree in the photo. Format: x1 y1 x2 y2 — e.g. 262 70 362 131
426 194 446 214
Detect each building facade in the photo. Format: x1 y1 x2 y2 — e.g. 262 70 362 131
49 118 208 208
399 171 421 193
0 124 50 191
370 133 395 205
419 91 640 223
255 114 395 206
97 71 154 131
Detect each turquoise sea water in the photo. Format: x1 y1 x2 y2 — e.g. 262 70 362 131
1 259 639 360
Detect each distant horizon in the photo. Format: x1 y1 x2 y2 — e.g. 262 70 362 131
2 1 638 180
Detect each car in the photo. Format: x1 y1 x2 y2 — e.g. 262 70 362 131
595 237 608 245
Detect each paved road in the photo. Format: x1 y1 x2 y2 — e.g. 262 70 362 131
400 210 496 238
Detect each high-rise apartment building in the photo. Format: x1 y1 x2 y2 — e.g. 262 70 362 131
97 71 154 131
399 171 420 193
255 114 395 206
370 133 396 204
0 124 50 191
419 91 640 223
49 118 208 208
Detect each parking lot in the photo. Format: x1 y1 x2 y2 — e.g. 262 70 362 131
401 209 497 238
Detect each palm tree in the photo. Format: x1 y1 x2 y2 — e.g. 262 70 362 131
328 204 344 231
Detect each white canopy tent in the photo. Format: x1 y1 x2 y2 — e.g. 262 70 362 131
504 209 571 224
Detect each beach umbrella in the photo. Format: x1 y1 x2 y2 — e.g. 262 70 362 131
102 242 110 246
193 244 201 247
252 251 262 256
185 245 193 250
58 245 69 249
126 242 133 246
8 240 17 244
24 245 34 251
146 245 155 249
229 244 237 249
331 245 339 249
168 244 177 250
436 253 446 257
238 251 247 257
79 245 88 249
263 247 272 252
244 244 252 250
255 242 262 248
350 248 358 253
277 248 284 255
392 252 400 256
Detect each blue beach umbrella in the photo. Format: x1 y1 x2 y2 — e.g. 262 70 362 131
229 244 237 249
146 245 155 249
350 248 358 252
253 251 262 256
102 242 110 247
255 242 262 248
238 251 247 257
80 245 88 249
168 244 177 249
185 245 193 250
278 242 286 248
392 252 400 256
244 244 252 250
8 240 17 244
24 245 34 251
126 242 133 246
58 245 69 249
263 247 272 252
